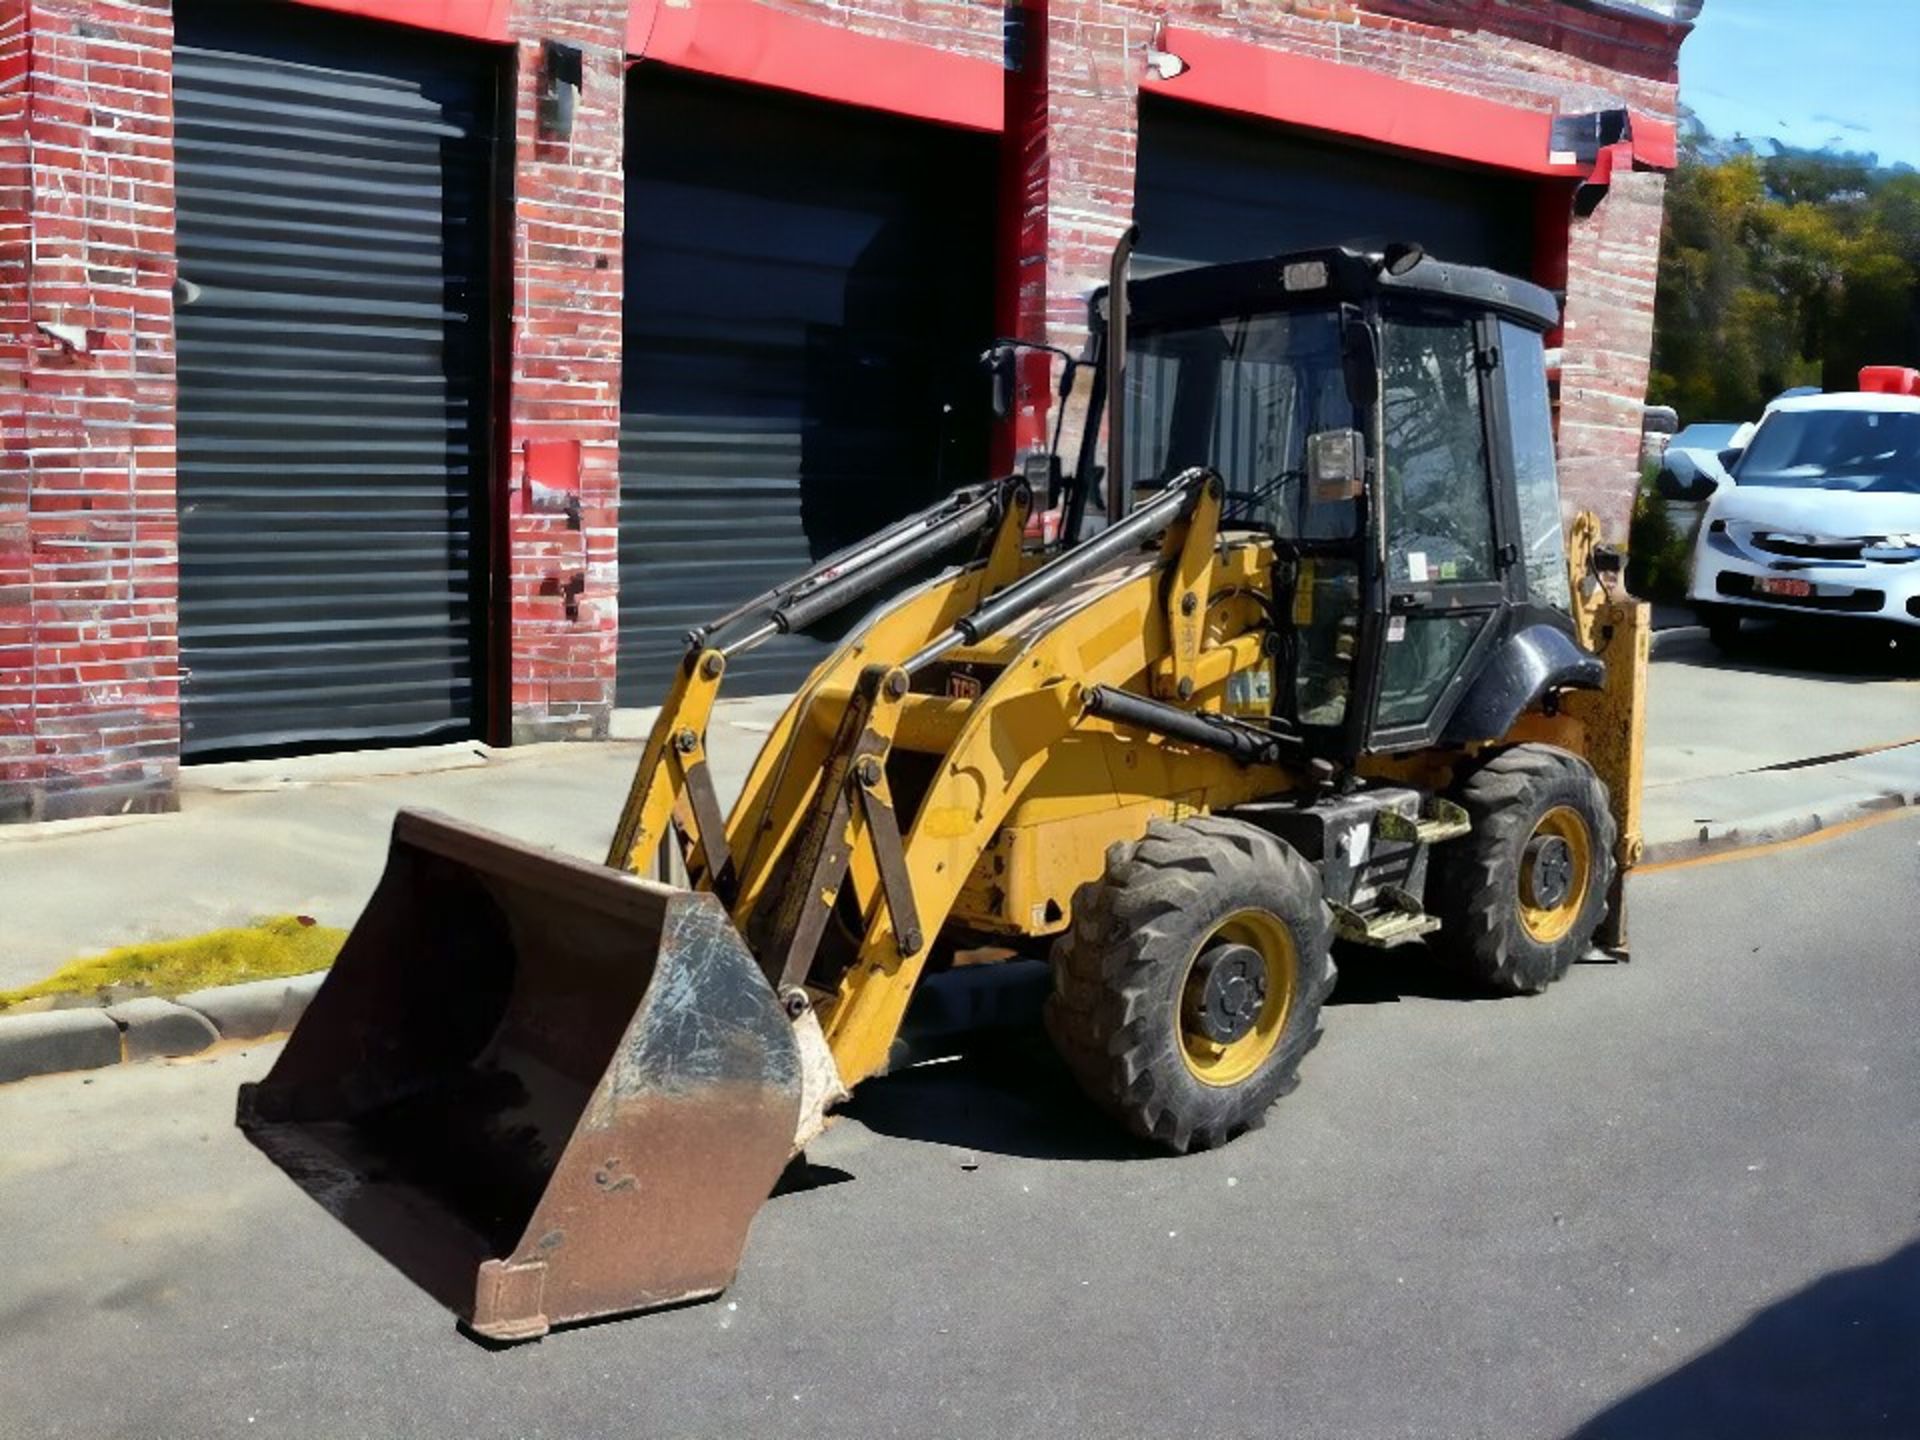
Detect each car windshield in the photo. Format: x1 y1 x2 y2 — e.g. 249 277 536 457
1671 422 1741 451
1125 309 1360 540
1736 408 1920 493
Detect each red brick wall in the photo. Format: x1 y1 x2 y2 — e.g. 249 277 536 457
500 1 627 743
1558 168 1667 530
1 0 178 823
754 0 1000 60
1022 0 1157 467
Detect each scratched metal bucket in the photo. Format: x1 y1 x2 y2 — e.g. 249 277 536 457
237 810 801 1342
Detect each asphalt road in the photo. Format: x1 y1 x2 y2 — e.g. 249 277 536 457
3 814 1917 1439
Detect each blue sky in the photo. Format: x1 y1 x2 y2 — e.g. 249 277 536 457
1679 0 1920 168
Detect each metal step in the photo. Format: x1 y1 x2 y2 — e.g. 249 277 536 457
1331 900 1444 949
1374 797 1471 846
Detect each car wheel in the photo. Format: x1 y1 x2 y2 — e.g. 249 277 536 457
1698 604 1742 650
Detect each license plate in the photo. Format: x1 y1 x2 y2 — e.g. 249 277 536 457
1755 576 1813 598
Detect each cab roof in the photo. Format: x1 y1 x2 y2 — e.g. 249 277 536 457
1111 246 1563 335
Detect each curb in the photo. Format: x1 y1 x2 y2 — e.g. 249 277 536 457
1640 786 1920 868
1650 624 1707 656
0 972 324 1088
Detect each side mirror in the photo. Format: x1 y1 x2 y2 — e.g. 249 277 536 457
1307 429 1366 504
1654 450 1694 500
1656 450 1718 502
982 343 1017 422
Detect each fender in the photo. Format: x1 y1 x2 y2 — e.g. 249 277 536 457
1441 622 1605 746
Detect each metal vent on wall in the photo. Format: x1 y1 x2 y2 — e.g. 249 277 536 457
172 4 497 758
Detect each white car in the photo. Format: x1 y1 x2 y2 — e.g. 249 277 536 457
1671 374 1920 648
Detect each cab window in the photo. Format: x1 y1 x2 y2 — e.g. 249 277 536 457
1127 310 1361 540
1498 321 1572 611
1381 313 1495 585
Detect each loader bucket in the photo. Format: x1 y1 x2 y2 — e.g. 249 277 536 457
237 810 802 1342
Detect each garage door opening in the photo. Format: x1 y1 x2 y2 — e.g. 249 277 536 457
1134 96 1538 276
618 70 997 700
173 3 501 760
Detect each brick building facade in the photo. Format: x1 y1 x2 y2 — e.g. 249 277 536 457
0 0 1695 822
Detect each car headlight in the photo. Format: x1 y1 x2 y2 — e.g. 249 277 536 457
1864 533 1920 554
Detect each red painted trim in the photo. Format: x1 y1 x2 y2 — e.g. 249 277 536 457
284 0 511 42
1630 115 1678 172
1160 27 1589 178
628 0 1003 132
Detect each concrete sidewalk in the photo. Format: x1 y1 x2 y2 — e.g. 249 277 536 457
1641 628 1920 859
0 696 787 991
2 642 1915 990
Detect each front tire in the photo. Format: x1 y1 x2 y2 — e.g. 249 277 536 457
1430 745 1617 996
1698 603 1743 650
1044 817 1336 1152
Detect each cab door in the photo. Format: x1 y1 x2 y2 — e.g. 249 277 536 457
1364 307 1512 749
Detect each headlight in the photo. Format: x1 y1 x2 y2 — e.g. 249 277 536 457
1864 533 1920 555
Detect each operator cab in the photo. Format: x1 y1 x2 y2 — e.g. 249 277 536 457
1087 246 1593 762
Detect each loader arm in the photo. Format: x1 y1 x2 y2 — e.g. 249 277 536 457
605 477 1032 887
698 469 1310 1088
604 645 731 889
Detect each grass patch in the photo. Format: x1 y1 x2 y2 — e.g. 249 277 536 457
0 915 345 1011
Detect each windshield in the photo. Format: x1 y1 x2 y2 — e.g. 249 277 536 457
1735 408 1920 493
1125 309 1360 540
1671 422 1741 452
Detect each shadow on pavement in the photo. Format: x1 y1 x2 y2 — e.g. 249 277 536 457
841 1031 1157 1163
1570 1237 1920 1440
845 940 1592 1154
1324 941 1493 1006
1658 618 1920 683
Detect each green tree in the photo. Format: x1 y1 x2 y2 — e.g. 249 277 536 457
1649 126 1920 421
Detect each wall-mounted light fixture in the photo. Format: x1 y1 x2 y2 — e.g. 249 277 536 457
539 40 583 141
1145 24 1188 81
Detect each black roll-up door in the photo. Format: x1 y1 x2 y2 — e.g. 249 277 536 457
173 3 498 758
1135 96 1536 275
618 71 996 701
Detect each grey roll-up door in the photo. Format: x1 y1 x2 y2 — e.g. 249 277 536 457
172 3 498 758
1134 96 1537 275
618 70 995 701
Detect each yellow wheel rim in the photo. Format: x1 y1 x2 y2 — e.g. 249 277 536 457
1518 805 1594 944
1177 909 1297 1088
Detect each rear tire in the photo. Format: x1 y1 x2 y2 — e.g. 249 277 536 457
1430 745 1616 996
1044 817 1335 1152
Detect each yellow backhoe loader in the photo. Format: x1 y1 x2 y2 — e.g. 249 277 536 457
239 237 1646 1341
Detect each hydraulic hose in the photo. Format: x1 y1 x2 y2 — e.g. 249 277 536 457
904 468 1210 674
